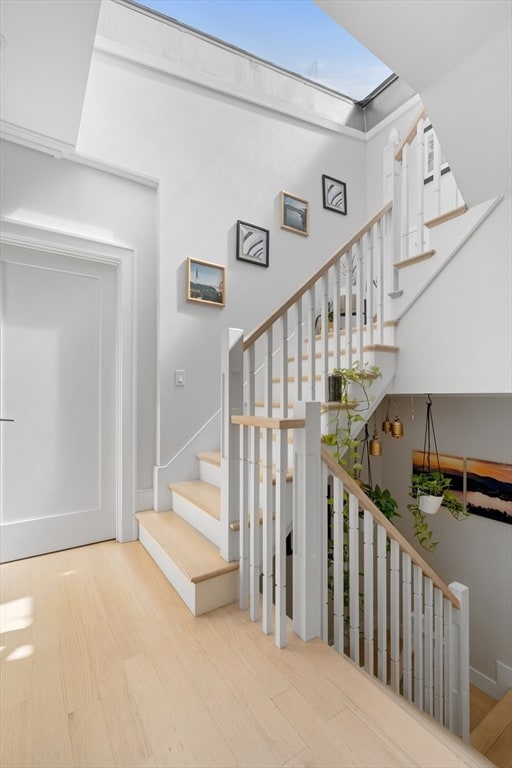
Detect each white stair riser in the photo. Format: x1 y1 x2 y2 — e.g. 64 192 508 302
170 492 221 547
199 459 221 488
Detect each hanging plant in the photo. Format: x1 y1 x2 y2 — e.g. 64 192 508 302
407 396 469 552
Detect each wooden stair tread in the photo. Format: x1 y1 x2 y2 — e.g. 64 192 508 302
394 249 435 269
471 689 512 757
136 510 237 584
197 450 221 467
424 205 467 229
169 480 220 520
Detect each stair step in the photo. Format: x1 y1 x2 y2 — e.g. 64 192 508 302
197 450 221 467
169 479 220 520
136 510 238 616
471 689 512 766
197 450 221 487
424 204 467 229
394 249 435 269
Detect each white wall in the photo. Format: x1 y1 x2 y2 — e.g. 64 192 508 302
394 195 512 394
0 141 158 494
379 394 512 696
77 0 369 467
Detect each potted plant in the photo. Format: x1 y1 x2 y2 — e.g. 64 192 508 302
363 482 400 523
407 471 468 552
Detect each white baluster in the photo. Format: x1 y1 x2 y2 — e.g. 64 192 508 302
390 540 400 693
249 424 261 621
296 297 303 402
332 261 341 370
354 239 364 364
321 463 330 644
320 274 329 399
402 553 413 700
432 129 442 218
413 565 424 709
416 118 425 253
433 587 444 723
424 577 434 716
377 525 387 683
443 597 452 727
348 492 359 664
332 474 344 654
366 227 375 347
307 287 316 400
261 425 273 635
363 510 374 675
280 314 288 418
238 424 249 610
400 141 410 261
275 428 288 648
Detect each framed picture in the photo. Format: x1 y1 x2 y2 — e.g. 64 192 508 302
186 257 225 307
236 220 269 268
280 191 309 236
322 174 347 215
466 458 512 525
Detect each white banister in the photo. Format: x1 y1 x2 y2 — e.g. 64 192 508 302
274 428 288 648
424 577 434 716
402 552 413 700
448 581 470 742
433 587 444 723
221 327 244 561
293 401 322 641
413 564 424 709
389 539 400 693
348 492 360 663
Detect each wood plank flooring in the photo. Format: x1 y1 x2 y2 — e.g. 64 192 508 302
0 541 494 768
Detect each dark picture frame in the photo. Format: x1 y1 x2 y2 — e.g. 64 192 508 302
236 220 269 268
322 174 347 215
186 257 225 307
280 191 309 236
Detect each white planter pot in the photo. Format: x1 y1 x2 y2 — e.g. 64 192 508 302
418 494 443 515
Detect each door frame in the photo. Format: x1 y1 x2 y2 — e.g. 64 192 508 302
0 217 137 544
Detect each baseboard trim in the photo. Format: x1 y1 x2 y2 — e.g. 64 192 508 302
470 660 512 700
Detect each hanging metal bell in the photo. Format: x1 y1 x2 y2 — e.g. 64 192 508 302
391 418 404 438
369 435 382 455
382 417 392 434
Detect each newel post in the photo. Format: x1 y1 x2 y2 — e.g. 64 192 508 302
220 328 244 562
292 401 322 641
382 127 402 304
448 581 470 742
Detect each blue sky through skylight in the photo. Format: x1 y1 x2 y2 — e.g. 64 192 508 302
134 0 393 100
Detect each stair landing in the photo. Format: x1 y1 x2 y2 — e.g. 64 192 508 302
471 688 512 768
136 510 238 616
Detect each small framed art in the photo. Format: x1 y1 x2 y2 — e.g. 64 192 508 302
322 174 347 215
186 257 225 307
236 220 269 267
280 191 309 236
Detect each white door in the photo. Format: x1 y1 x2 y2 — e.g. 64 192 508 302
0 244 117 561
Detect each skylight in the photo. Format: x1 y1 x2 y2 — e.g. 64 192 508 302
132 0 393 101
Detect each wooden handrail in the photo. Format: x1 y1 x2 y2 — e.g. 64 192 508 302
394 107 427 161
243 202 392 351
320 446 460 608
231 415 305 430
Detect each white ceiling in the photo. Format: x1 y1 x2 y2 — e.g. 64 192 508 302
0 0 101 147
315 0 512 206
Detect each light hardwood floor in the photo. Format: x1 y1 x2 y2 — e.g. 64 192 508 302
0 540 494 768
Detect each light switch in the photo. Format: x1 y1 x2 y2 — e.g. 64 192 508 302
175 369 185 386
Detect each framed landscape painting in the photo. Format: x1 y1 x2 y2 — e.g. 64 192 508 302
186 258 225 307
280 191 309 236
466 458 512 525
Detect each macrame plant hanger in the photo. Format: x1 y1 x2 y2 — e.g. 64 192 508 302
422 394 441 475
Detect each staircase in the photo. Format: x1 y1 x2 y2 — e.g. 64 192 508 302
471 689 512 768
137 451 239 616
141 108 501 744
